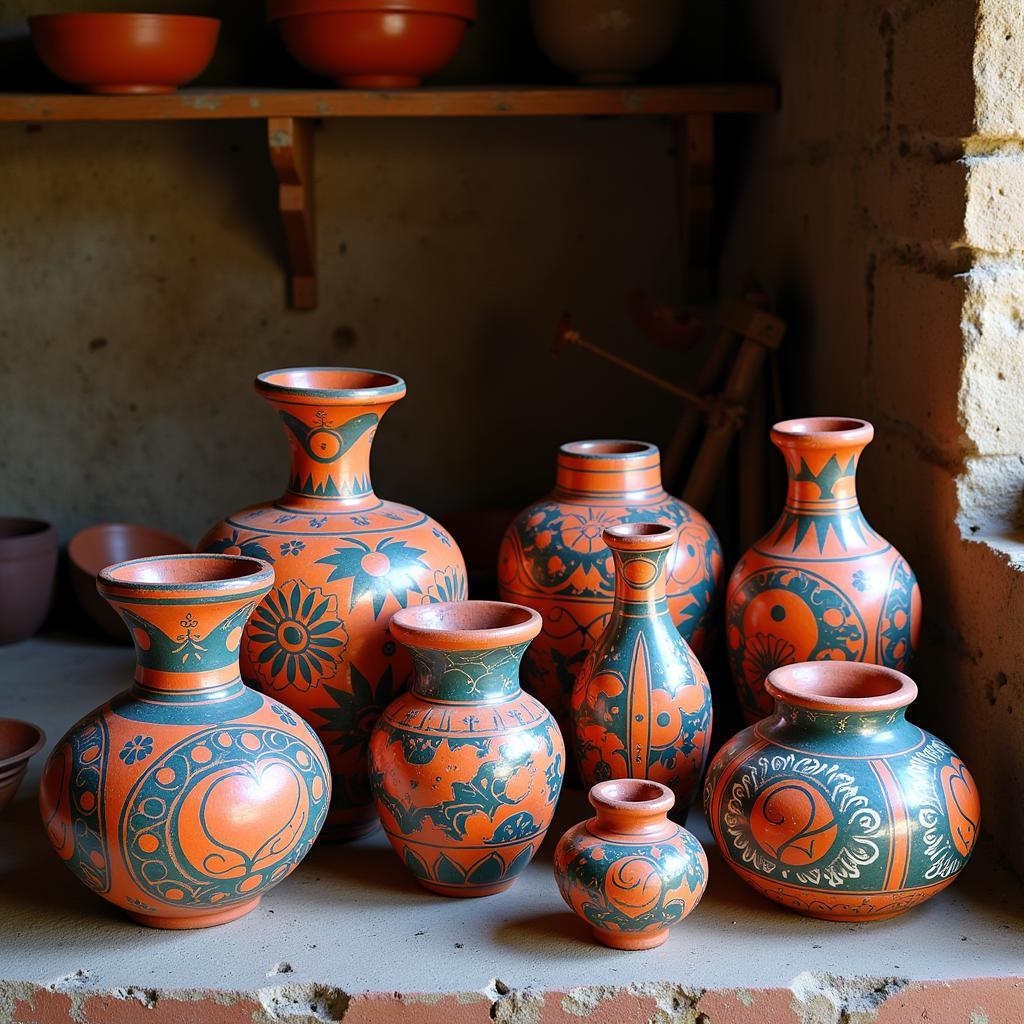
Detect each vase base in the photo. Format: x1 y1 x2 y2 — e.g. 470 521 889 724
592 925 668 950
418 879 516 899
127 897 261 930
320 818 381 843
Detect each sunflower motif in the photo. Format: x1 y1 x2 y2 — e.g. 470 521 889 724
315 537 429 619
425 565 467 604
560 509 620 554
742 632 797 684
249 580 350 692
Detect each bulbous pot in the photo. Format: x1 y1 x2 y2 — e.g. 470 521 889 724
369 601 564 897
726 418 921 722
704 661 980 921
200 367 466 842
571 523 712 816
39 555 331 929
498 440 722 754
554 779 707 950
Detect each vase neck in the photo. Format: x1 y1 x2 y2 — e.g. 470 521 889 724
407 641 529 704
553 441 664 504
772 701 909 739
588 780 676 841
604 524 675 622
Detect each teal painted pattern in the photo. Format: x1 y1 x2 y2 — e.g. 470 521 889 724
280 410 379 498
405 642 531 703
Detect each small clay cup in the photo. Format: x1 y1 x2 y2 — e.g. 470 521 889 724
0 518 58 644
0 719 46 813
68 524 191 641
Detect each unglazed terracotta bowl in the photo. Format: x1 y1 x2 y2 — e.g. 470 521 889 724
29 14 220 95
0 518 58 644
0 719 46 813
531 0 681 84
68 524 192 641
268 0 476 88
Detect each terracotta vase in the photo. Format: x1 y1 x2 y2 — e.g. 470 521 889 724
200 368 466 841
0 517 58 644
704 661 980 921
726 418 921 722
571 524 712 815
368 601 564 897
498 440 722 754
553 779 707 950
39 554 331 929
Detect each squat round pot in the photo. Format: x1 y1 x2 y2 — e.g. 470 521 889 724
200 367 466 842
726 418 921 722
554 779 707 950
0 517 58 644
704 661 980 921
498 440 722 758
369 601 564 897
39 554 331 929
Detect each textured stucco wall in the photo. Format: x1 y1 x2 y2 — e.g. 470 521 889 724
721 0 1024 874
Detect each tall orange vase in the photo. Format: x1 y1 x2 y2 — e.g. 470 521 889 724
39 555 331 929
200 368 466 840
726 418 921 722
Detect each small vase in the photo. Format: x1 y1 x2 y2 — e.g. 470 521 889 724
368 601 564 897
726 418 921 722
39 554 331 929
704 661 980 921
200 368 466 841
498 440 722 753
553 779 707 950
571 524 712 814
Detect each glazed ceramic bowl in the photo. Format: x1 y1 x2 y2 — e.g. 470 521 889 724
531 0 681 83
29 14 220 95
69 524 192 641
268 0 476 88
0 518 58 644
0 720 45 813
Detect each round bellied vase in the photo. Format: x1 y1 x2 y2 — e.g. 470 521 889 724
498 440 722 754
726 418 921 722
704 661 980 921
200 368 466 841
368 601 564 897
39 554 331 929
571 524 712 816
554 779 708 950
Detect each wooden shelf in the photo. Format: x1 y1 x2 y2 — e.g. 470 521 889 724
0 84 776 122
0 84 778 309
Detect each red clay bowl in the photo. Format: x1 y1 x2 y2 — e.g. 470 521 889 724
29 13 220 95
267 0 476 89
0 518 58 645
0 720 45 814
68 523 192 642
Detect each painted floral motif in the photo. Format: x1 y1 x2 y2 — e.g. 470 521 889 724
852 570 870 593
742 632 797 683
248 580 349 691
118 735 153 766
316 537 429 618
205 530 274 562
424 565 468 605
313 663 396 754
280 540 306 557
270 703 298 726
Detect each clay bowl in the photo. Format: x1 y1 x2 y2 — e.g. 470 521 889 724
0 518 58 645
531 0 681 84
68 524 192 642
268 0 476 88
0 720 45 814
29 14 220 95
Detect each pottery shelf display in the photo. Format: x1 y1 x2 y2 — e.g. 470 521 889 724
39 554 331 929
704 661 979 921
725 417 921 722
269 0 477 89
0 517 58 644
571 523 712 816
554 779 707 949
498 440 721 762
200 367 466 842
29 14 220 95
369 601 564 896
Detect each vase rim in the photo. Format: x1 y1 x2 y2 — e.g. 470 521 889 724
0 517 56 561
771 417 873 448
0 718 45 771
589 779 674 816
256 366 406 403
559 439 658 460
390 600 541 651
766 661 917 712
98 553 274 596
603 521 676 550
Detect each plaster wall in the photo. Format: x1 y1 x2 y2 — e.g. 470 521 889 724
722 0 1024 873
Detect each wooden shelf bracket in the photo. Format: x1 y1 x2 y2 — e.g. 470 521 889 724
268 116 316 310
